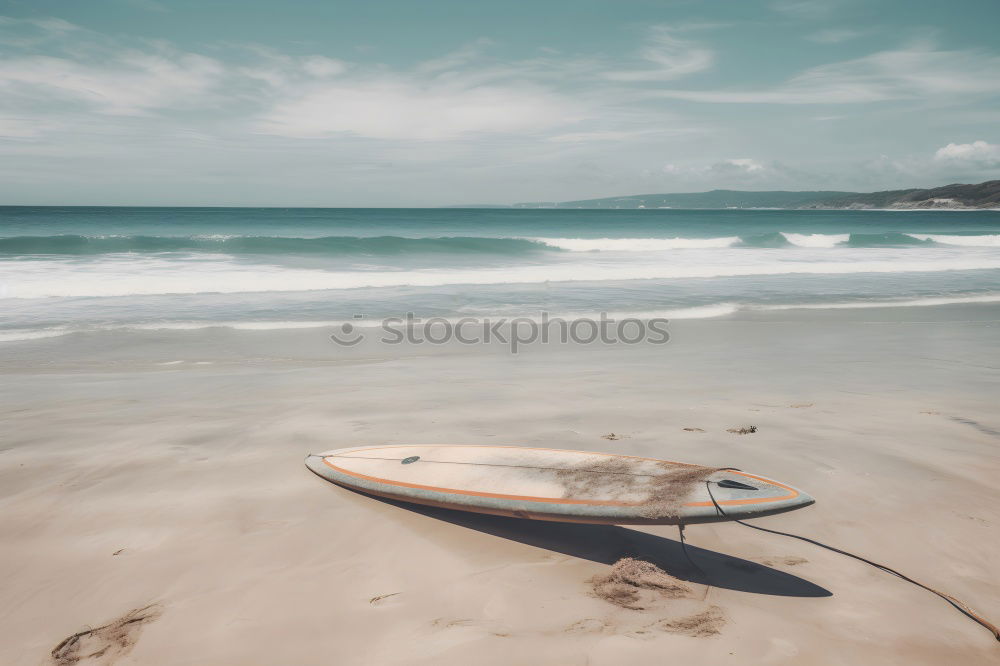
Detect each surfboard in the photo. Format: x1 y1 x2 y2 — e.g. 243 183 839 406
305 445 814 525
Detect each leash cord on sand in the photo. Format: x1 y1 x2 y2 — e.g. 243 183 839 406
677 524 712 601
705 480 1000 642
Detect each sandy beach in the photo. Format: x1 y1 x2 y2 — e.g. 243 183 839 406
1 304 998 665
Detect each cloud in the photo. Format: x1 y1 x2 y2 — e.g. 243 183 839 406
712 158 766 173
847 145 1000 188
0 114 62 138
661 158 769 177
301 56 347 78
602 26 713 82
416 38 494 74
240 27 714 141
933 141 1000 167
0 50 225 115
655 43 1000 104
0 16 79 32
548 129 666 143
235 49 349 90
0 15 81 48
806 28 862 44
256 81 577 140
0 17 705 144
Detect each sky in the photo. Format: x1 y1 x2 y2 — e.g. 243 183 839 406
0 0 999 206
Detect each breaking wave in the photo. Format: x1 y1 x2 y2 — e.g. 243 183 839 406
2 232 999 256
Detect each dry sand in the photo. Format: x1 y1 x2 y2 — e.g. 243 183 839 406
1 306 998 665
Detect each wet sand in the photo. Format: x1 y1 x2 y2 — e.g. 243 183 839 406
1 305 998 665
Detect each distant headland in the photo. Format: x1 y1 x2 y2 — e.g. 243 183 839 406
511 179 1000 210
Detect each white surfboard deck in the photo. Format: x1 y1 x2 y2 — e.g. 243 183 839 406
306 445 813 525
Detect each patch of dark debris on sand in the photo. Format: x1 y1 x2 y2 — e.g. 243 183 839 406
431 618 474 629
651 606 726 637
51 604 162 666
726 425 757 434
369 592 400 605
564 618 608 634
590 558 691 610
590 560 728 638
682 427 705 432
601 433 626 440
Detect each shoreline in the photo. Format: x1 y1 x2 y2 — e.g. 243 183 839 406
3 293 1000 344
2 300 998 370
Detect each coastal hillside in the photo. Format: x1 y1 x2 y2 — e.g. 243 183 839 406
806 180 1000 209
513 180 1000 210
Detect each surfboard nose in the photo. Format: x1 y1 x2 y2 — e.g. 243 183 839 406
699 470 815 522
778 488 815 516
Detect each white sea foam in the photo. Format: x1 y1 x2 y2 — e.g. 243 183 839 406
452 304 740 322
136 306 742 329
0 320 356 342
133 320 345 331
5 294 1000 343
758 294 1000 311
599 304 740 320
0 329 73 342
780 233 850 247
906 234 1000 247
0 305 742 342
3 252 1000 299
530 237 740 251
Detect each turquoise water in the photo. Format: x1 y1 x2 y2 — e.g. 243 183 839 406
2 207 1000 340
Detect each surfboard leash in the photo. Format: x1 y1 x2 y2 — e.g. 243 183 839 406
677 523 713 601
704 480 1000 643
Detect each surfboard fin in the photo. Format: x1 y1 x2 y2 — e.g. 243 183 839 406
716 479 759 491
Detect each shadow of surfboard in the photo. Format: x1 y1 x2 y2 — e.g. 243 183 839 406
356 490 831 598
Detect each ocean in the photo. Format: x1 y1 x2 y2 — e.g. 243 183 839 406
2 206 1000 342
